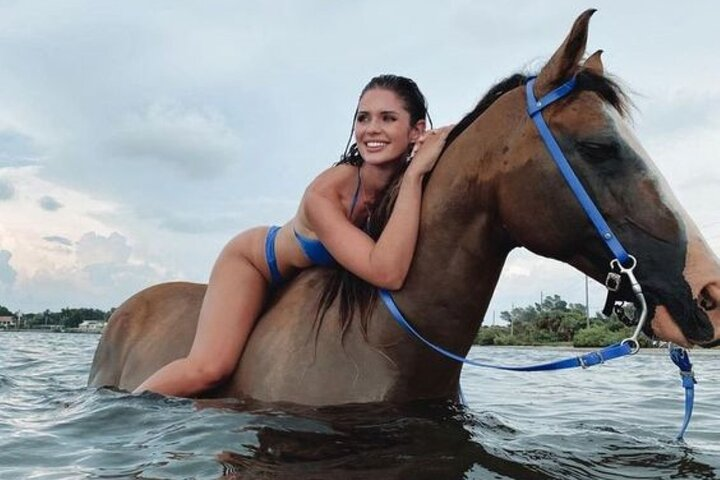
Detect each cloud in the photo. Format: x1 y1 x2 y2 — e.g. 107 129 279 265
0 250 17 286
76 231 131 266
15 261 164 311
107 102 243 179
0 179 14 201
136 196 296 235
158 212 242 235
0 128 40 168
43 235 73 246
39 195 63 211
637 90 720 138
8 231 169 311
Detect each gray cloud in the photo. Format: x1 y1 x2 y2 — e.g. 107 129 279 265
0 179 14 201
144 196 295 234
82 262 158 291
39 195 63 211
14 261 164 311
636 92 720 138
76 232 131 266
158 213 241 235
108 103 242 179
0 250 17 286
43 235 73 246
0 129 40 168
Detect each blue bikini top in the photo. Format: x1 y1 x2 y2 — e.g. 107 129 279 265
293 167 362 267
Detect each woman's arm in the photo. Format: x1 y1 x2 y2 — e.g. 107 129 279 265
306 126 452 290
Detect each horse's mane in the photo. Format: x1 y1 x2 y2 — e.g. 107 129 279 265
313 69 630 343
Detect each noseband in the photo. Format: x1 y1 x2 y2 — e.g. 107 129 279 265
378 75 696 440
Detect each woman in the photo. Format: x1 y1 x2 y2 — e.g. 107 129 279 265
134 75 452 397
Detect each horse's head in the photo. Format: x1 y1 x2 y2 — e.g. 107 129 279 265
489 10 720 347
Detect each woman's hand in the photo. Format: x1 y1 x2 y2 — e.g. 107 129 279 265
406 125 454 177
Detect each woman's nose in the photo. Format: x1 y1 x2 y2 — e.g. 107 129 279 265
367 117 382 133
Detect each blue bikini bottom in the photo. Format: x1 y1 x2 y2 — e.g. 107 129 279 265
265 226 283 287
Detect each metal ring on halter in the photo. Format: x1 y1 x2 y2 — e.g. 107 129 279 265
610 254 637 273
620 337 641 355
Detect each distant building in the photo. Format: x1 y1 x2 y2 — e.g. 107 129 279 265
0 316 16 329
78 320 106 333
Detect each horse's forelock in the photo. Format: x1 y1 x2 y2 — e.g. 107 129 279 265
574 70 632 118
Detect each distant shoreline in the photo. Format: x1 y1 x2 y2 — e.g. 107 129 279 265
0 328 102 334
2 330 718 354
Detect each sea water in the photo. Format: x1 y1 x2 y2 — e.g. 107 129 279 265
1 331 718 479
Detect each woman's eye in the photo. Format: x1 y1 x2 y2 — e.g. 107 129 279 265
383 115 397 122
356 114 368 123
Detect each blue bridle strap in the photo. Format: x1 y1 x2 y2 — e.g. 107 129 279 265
379 289 633 371
525 77 631 267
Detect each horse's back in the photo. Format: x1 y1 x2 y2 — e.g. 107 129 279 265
87 272 408 403
87 281 206 391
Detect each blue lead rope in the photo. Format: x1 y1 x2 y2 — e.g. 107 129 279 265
379 289 635 372
669 345 696 441
380 289 695 439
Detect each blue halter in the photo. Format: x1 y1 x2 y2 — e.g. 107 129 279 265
379 75 695 440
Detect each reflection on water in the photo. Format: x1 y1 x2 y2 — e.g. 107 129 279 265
1 332 719 479
209 399 552 480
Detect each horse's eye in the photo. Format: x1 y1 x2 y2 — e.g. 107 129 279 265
578 141 620 161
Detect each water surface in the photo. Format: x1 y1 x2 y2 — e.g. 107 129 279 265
1 332 718 479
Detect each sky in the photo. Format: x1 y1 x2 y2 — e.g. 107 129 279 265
0 1 718 324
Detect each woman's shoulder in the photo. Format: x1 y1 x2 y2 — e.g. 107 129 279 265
306 163 356 196
299 163 358 222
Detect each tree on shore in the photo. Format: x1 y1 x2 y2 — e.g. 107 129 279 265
0 305 111 329
476 294 650 347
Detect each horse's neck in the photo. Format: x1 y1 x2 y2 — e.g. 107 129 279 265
391 129 512 354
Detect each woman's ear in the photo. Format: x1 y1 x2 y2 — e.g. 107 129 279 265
409 119 427 143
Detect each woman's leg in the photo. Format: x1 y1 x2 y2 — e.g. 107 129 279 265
133 231 269 397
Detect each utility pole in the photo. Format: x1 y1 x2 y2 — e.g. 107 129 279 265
510 316 514 337
510 303 514 336
585 275 590 329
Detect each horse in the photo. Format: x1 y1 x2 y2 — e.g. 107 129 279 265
88 10 720 405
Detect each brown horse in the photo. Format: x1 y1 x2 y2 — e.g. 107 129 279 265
88 10 720 405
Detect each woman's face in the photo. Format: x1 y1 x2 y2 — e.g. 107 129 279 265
355 88 425 166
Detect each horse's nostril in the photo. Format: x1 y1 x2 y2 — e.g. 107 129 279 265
699 286 718 311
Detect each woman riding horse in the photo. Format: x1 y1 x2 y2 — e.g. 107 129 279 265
89 10 720 405
131 75 453 398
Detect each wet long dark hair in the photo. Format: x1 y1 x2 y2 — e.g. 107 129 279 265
313 74 431 343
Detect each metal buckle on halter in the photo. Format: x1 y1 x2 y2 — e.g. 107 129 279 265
605 271 622 292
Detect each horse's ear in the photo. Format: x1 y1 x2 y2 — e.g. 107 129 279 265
583 49 604 76
535 9 596 96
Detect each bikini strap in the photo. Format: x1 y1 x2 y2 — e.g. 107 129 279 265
348 165 362 218
265 226 283 286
